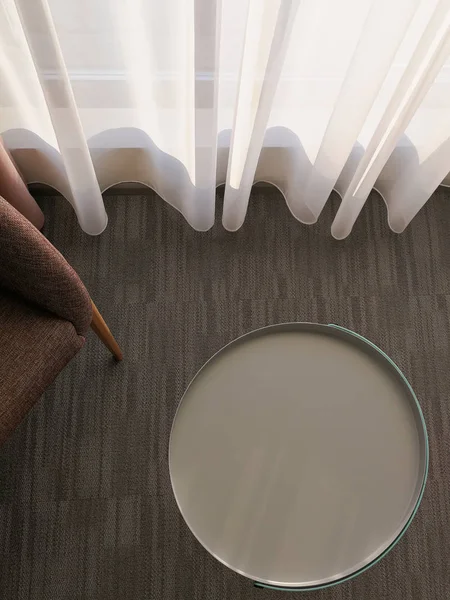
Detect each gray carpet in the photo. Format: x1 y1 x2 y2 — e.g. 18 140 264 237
1 187 450 599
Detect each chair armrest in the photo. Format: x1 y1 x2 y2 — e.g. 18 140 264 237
0 196 92 336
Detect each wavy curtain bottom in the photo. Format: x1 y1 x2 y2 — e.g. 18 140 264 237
6 136 450 238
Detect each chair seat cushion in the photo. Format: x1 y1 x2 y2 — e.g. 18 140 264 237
0 291 85 445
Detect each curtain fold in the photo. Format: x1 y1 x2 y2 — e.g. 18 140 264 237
1 0 450 237
223 0 300 231
332 0 450 238
13 0 107 234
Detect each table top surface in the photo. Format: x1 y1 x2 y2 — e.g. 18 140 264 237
169 324 427 588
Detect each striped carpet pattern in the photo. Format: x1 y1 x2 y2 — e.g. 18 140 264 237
1 187 449 599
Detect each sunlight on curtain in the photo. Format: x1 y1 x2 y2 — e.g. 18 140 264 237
1 0 450 236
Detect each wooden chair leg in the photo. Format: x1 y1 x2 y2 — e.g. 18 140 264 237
90 300 123 361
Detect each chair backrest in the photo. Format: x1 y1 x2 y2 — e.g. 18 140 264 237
0 196 92 335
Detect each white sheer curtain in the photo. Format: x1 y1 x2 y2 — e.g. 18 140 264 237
1 0 450 237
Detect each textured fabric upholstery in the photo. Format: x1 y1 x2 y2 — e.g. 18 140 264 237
0 196 91 335
0 196 92 445
0 291 85 445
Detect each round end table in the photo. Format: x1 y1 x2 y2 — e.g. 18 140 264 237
169 323 428 590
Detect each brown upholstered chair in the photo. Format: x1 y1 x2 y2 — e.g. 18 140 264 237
0 196 122 446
